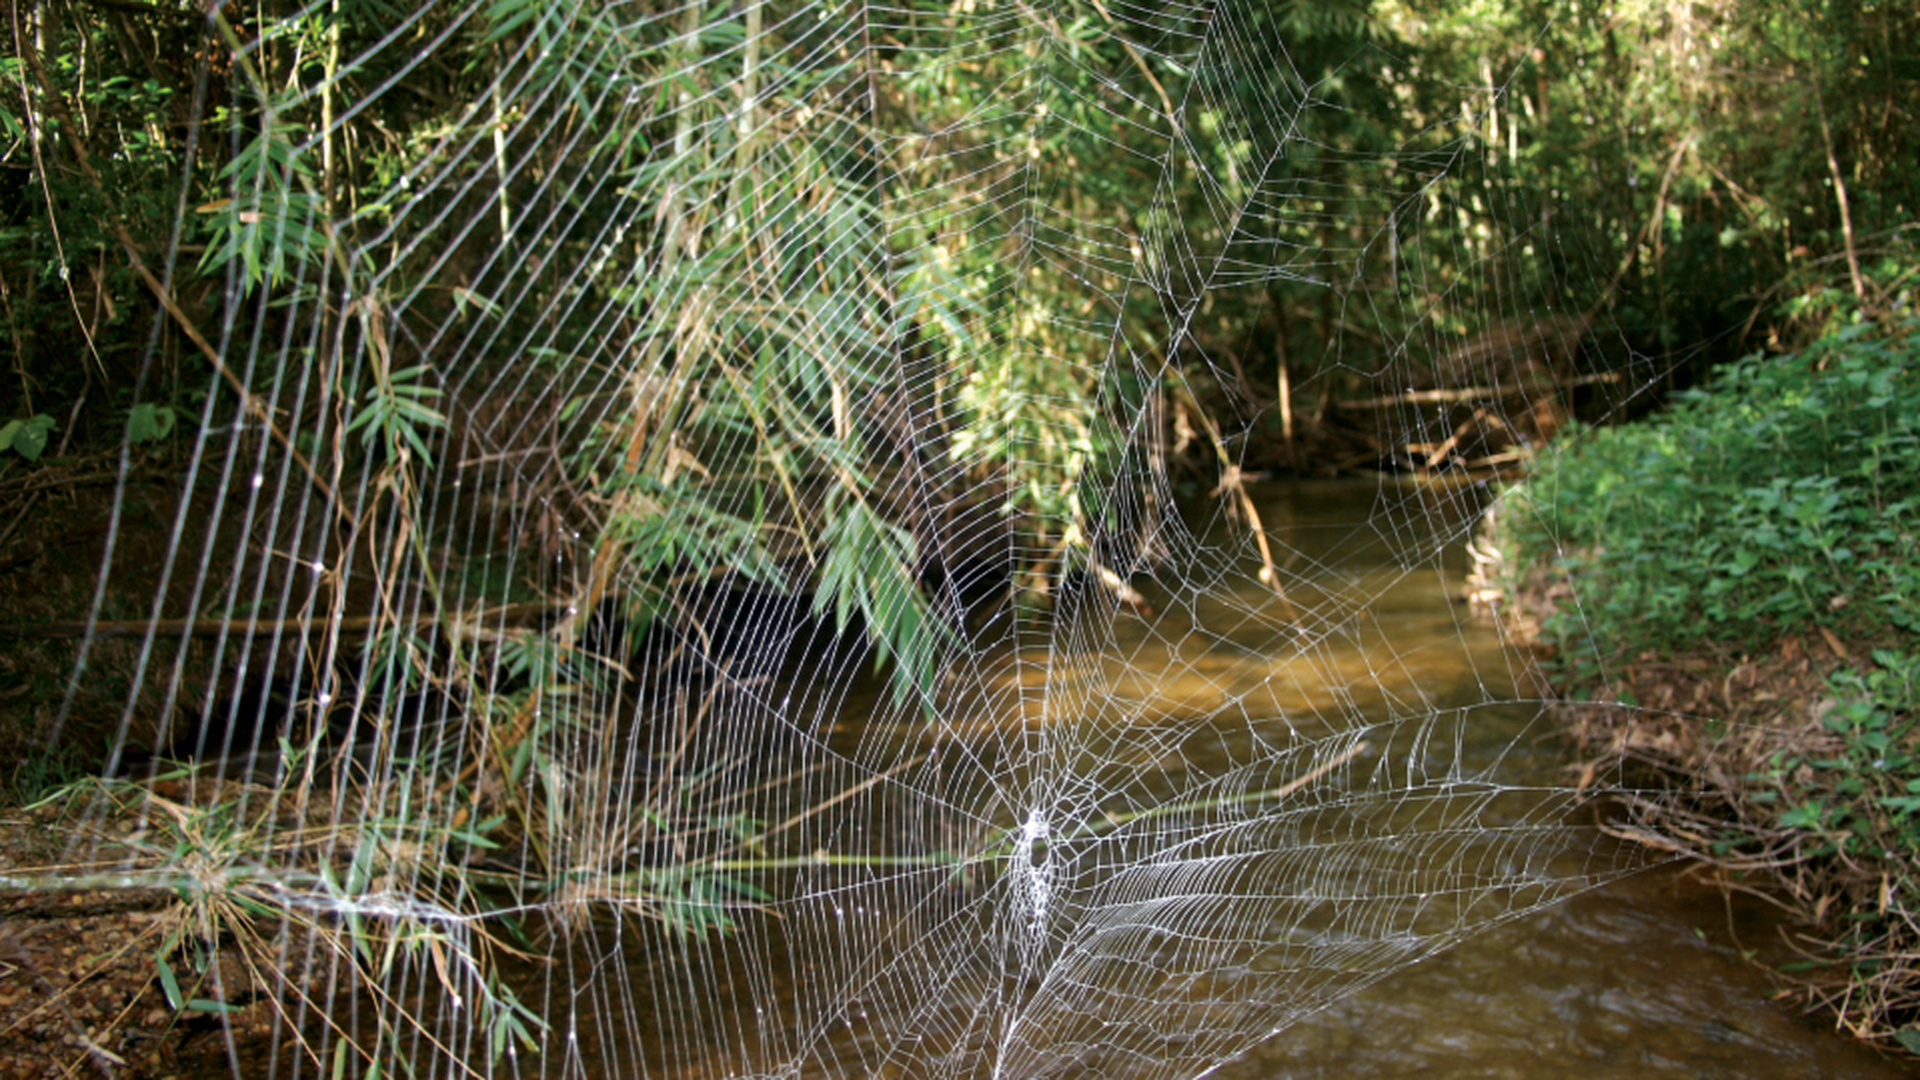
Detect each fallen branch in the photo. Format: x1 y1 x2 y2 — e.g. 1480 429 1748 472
1336 372 1623 410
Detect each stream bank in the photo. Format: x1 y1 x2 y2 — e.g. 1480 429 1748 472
1478 317 1920 1056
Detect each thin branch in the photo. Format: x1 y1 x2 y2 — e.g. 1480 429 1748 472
1812 80 1866 299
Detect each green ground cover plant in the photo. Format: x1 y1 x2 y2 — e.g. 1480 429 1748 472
1501 315 1919 671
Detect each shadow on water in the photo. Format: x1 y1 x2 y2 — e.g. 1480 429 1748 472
522 478 1907 1080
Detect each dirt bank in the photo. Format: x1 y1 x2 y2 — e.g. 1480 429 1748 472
1494 571 1920 1054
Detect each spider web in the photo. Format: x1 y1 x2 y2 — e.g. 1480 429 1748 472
21 0 1673 1077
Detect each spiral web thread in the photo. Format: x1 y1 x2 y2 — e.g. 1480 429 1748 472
25 0 1672 1077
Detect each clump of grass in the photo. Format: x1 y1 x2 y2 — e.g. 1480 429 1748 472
2 741 96 807
1 670 873 1075
1485 315 1920 1052
7 767 549 1075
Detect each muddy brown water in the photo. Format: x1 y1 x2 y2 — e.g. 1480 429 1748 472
521 478 1909 1080
1186 480 1906 1079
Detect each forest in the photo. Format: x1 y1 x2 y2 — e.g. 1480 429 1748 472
4 0 1910 711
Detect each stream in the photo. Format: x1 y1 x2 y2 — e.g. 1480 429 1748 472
531 478 1908 1080
1191 480 1906 1078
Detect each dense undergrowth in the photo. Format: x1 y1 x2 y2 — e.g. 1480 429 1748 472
1486 312 1920 1051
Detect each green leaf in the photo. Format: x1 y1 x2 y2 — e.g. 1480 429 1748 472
155 955 185 1010
127 403 177 444
1778 803 1824 829
2 414 55 461
482 0 536 42
449 825 503 850
812 498 957 713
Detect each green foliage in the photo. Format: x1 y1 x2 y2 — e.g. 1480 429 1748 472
1752 651 1920 862
813 498 958 711
1497 317 1920 1043
196 114 333 296
950 347 1108 526
345 362 450 466
1500 317 1920 666
610 477 785 590
126 403 178 444
1 19 194 400
608 865 773 937
1378 0 1919 366
0 415 57 461
562 0 1139 710
1 740 92 806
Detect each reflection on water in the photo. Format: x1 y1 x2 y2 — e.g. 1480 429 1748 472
547 478 1907 1080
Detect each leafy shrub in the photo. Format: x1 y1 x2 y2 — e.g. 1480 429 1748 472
0 414 56 461
1499 317 1919 670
